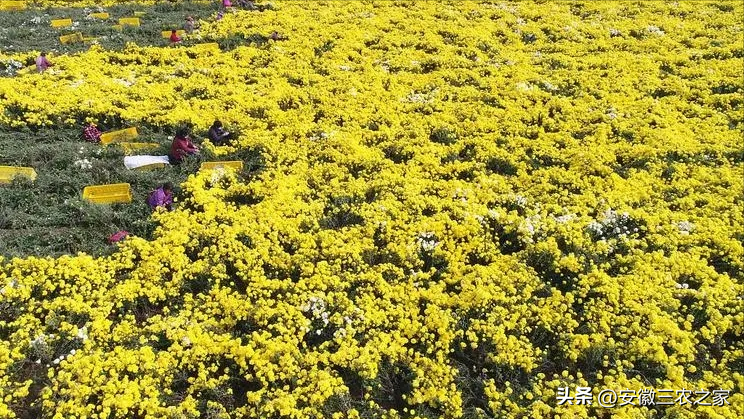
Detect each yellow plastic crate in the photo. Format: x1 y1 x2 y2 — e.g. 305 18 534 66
0 1 26 11
83 183 132 204
133 11 146 17
51 18 72 28
59 32 84 45
83 36 97 43
100 127 138 145
134 162 166 171
200 161 243 171
118 142 159 154
90 12 109 19
118 17 140 27
162 30 185 38
0 166 37 184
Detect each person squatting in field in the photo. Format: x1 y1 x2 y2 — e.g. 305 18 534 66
208 120 233 146
170 29 182 43
169 127 199 165
36 52 53 73
147 182 174 211
184 16 199 33
82 122 102 143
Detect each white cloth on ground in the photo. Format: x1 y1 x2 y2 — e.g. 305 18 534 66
123 155 170 170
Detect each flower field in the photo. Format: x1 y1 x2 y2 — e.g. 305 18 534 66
0 1 742 418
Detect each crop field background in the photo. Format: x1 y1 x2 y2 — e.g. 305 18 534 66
0 1 742 418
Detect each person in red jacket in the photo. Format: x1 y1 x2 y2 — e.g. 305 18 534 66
169 127 199 165
170 29 182 43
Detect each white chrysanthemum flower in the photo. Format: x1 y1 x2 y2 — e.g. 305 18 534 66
516 82 533 92
76 326 88 341
646 25 665 35
555 214 575 224
417 232 439 252
587 221 603 236
73 159 93 170
514 195 528 207
210 170 223 183
676 220 694 235
31 335 46 349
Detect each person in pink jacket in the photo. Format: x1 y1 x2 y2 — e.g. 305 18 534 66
147 183 174 211
82 122 102 143
222 0 232 8
35 52 53 73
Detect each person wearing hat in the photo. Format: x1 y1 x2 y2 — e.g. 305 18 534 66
184 16 199 33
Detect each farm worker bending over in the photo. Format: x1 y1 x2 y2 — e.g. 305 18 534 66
169 127 199 165
208 120 232 146
147 182 174 211
222 0 232 8
82 122 101 143
170 29 182 43
35 52 53 73
184 16 199 33
269 31 287 41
